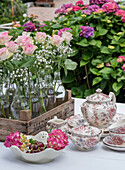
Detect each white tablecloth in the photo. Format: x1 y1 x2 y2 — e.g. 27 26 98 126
0 98 125 170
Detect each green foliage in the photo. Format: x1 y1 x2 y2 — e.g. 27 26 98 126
41 5 125 102
0 0 27 25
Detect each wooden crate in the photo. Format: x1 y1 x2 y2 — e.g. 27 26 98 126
0 90 74 141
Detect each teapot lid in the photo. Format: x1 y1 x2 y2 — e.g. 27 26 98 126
86 89 111 103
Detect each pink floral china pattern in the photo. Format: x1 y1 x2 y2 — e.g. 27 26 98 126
103 136 125 150
81 89 117 128
68 126 101 151
66 114 89 128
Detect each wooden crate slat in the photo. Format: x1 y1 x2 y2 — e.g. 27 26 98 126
26 99 74 135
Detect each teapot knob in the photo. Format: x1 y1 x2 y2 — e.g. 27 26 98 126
96 89 102 93
109 92 116 104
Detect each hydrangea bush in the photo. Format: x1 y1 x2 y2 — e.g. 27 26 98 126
41 0 125 102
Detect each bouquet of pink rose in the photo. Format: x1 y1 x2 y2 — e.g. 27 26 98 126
0 30 73 119
4 130 69 153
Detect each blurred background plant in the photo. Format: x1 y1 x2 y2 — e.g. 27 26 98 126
0 0 27 25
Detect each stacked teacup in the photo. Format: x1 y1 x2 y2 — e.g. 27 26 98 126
109 119 125 145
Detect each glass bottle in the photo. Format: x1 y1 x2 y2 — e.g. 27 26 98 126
30 80 41 118
0 83 10 118
54 71 65 107
11 84 29 120
38 76 48 114
45 75 55 111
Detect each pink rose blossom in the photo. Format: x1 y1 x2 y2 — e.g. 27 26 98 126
5 41 19 53
62 31 73 43
23 44 38 55
0 47 12 61
47 129 69 150
34 32 47 43
51 35 63 46
0 31 12 45
15 36 32 46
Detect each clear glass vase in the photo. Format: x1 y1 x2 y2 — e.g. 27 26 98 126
54 71 65 107
0 83 10 118
11 85 29 120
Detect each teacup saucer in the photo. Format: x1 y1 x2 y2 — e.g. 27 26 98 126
101 113 125 138
103 136 125 151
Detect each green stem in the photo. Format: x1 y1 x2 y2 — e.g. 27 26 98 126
37 74 46 113
16 80 25 110
28 69 32 118
0 99 6 118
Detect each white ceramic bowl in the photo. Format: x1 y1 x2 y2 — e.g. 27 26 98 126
10 131 63 163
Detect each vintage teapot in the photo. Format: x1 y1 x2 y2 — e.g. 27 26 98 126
81 89 117 128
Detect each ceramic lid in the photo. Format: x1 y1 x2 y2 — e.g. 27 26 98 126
70 126 101 137
86 88 111 103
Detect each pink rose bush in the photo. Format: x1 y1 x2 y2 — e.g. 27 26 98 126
51 35 63 46
15 36 32 46
0 47 13 61
0 32 12 45
23 44 38 55
5 41 19 53
34 32 47 43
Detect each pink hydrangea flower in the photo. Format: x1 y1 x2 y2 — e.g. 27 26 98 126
121 15 125 22
4 131 22 148
75 0 84 6
117 56 125 62
58 28 72 37
62 31 73 43
121 64 125 71
0 31 12 45
115 10 125 17
47 129 69 150
102 2 119 13
0 47 12 61
23 44 38 55
5 41 19 53
72 6 83 11
106 62 111 67
95 8 105 13
51 35 63 46
15 36 32 46
34 32 47 43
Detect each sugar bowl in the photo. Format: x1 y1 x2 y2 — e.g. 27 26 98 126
68 126 101 151
81 89 117 128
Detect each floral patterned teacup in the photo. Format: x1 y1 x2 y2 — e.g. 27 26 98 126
67 126 101 151
109 119 125 145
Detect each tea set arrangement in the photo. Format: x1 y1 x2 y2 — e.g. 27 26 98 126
4 88 125 163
